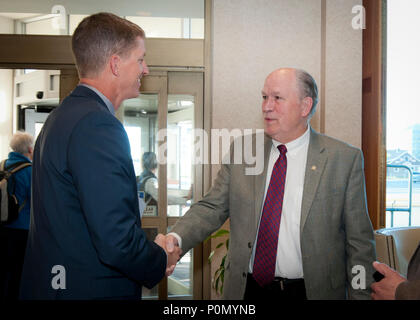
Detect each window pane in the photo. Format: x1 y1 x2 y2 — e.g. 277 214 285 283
34 122 44 140
191 18 204 39
167 95 194 217
168 249 193 299
127 16 183 38
168 225 193 300
0 0 204 37
122 93 158 217
386 0 420 227
25 16 63 35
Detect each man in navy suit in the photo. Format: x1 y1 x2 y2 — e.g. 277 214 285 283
20 12 180 300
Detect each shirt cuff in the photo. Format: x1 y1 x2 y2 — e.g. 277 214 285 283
167 232 182 249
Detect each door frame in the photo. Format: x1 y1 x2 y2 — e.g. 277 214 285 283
362 0 387 230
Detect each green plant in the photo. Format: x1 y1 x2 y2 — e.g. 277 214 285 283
205 229 230 295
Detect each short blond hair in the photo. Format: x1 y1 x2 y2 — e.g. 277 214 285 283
10 131 34 155
72 12 145 78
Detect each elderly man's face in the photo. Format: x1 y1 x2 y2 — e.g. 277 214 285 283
118 37 149 100
261 69 311 142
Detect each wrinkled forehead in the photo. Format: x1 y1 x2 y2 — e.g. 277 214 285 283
262 70 298 94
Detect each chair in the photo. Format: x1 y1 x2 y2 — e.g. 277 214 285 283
375 227 420 277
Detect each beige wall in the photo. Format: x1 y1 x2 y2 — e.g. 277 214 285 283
212 0 362 147
324 0 363 148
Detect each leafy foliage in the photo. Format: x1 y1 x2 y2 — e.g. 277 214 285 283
205 229 230 295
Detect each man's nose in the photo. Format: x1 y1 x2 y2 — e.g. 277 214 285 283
262 98 273 112
142 61 149 75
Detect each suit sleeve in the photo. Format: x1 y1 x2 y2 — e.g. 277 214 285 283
344 150 376 299
396 244 420 299
171 158 231 253
67 110 166 289
396 280 420 299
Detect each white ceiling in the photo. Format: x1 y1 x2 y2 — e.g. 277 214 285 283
0 0 204 18
0 12 39 20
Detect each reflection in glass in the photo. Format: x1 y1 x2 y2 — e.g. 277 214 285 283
120 90 197 299
167 95 194 217
122 94 158 217
167 226 193 299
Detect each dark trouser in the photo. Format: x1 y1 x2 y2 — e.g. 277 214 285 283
244 273 307 300
0 227 28 301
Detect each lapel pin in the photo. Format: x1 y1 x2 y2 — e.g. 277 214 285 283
311 165 317 171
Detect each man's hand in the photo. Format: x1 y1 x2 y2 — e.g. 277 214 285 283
166 234 181 276
154 234 182 276
371 261 407 300
165 234 179 253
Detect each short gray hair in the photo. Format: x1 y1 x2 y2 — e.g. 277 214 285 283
9 131 34 155
142 152 158 171
295 69 319 118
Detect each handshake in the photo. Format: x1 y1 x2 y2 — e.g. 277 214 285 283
154 234 182 276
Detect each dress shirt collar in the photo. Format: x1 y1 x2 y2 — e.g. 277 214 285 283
271 125 310 154
79 83 115 116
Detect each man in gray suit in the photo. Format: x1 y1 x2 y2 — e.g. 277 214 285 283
166 68 376 300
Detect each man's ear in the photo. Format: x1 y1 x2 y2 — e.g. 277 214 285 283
301 97 313 117
109 55 121 77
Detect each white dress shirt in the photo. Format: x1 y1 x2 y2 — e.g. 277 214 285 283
249 125 310 279
170 126 310 279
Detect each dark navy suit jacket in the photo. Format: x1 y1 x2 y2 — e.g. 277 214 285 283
20 85 166 299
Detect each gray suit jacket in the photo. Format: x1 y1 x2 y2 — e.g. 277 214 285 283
171 128 376 299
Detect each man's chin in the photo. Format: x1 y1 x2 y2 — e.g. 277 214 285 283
264 126 276 137
130 88 141 99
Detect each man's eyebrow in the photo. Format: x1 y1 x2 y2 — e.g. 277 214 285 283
261 91 282 95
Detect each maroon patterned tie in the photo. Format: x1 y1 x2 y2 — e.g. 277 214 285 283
253 144 287 287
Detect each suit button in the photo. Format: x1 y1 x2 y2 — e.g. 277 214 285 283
243 272 247 278
248 242 252 248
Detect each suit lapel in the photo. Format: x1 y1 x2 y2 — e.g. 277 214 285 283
300 129 328 233
254 134 272 227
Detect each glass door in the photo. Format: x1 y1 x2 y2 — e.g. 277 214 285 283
167 71 204 300
117 71 204 299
